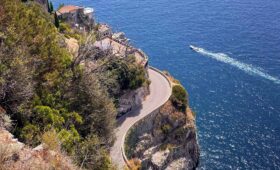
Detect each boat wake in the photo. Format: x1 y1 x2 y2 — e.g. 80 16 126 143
191 46 280 84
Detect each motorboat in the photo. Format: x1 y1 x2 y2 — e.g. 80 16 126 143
189 45 203 52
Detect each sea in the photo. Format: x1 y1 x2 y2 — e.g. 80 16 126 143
53 0 280 169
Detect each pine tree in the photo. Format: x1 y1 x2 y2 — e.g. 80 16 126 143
54 12 59 28
48 1 54 13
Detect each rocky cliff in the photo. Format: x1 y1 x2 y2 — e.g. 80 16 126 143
0 106 77 169
0 108 76 170
0 129 77 170
118 85 149 116
125 73 200 170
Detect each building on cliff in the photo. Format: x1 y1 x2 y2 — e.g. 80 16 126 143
56 5 95 31
97 24 113 40
94 37 148 67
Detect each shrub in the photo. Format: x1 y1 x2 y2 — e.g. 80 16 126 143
59 22 83 41
75 135 114 170
127 158 141 170
105 57 146 91
0 108 12 129
41 129 60 151
33 105 65 128
161 123 172 134
174 127 187 142
58 126 80 154
170 85 188 112
59 23 71 33
159 143 173 151
20 124 40 146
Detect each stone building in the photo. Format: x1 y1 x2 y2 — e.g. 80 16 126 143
56 5 95 31
94 37 148 67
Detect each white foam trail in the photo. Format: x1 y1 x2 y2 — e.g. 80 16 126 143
193 47 280 84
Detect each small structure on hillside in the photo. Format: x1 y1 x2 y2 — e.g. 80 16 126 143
94 37 128 57
56 5 95 31
97 24 113 40
94 37 148 67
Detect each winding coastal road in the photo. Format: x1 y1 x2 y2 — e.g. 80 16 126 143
110 68 172 169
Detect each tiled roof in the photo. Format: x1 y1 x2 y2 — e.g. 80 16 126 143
57 5 82 14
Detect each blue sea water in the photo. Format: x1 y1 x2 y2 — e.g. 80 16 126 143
53 0 280 169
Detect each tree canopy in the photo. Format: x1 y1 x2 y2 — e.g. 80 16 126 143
0 0 148 168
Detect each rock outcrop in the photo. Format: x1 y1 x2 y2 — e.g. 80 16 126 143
1 107 76 170
125 75 200 170
0 129 77 170
118 85 149 116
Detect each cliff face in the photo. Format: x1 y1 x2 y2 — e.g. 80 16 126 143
125 75 200 170
0 129 77 170
118 85 149 116
1 108 76 169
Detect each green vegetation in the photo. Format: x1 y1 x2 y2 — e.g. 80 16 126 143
48 1 54 13
54 12 60 28
170 85 188 112
105 56 146 90
59 22 83 41
41 129 60 151
127 158 141 170
96 55 147 106
159 143 173 151
75 135 117 170
161 123 172 134
0 0 147 169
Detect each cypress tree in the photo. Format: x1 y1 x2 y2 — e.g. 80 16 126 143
47 0 51 13
49 1 54 13
54 12 60 28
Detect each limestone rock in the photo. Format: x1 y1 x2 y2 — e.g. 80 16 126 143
118 86 149 116
125 100 200 170
165 158 189 170
151 149 170 169
0 129 77 170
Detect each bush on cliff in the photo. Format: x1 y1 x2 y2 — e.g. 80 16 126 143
170 85 188 112
96 55 147 102
75 135 115 170
106 56 146 91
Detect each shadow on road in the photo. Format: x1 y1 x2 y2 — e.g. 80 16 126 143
116 104 144 128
